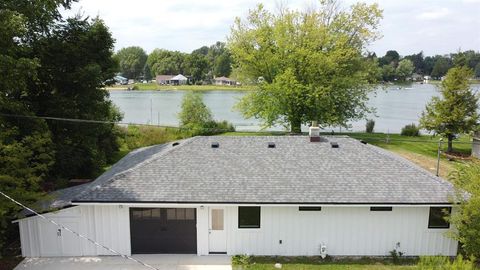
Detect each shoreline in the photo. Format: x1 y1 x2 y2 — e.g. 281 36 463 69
105 83 254 91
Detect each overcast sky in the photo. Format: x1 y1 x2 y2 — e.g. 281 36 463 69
62 0 480 57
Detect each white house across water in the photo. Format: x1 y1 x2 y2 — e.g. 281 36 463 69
15 132 458 257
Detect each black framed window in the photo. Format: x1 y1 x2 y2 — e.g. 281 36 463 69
370 207 393 211
238 207 260 228
428 207 451 229
299 207 322 211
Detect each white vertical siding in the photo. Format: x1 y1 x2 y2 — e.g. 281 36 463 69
18 205 130 257
225 206 457 256
196 206 209 255
18 204 457 257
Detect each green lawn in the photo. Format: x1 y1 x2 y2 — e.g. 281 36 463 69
106 83 253 91
233 256 419 270
235 264 416 270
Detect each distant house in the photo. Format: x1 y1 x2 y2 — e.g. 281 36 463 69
114 75 128 85
473 131 480 159
156 75 174 85
156 74 188 85
214 76 237 86
170 74 188 85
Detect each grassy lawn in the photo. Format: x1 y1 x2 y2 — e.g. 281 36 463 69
106 83 254 91
233 256 419 270
235 264 416 269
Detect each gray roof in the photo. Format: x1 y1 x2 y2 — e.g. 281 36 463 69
66 136 454 205
22 143 175 217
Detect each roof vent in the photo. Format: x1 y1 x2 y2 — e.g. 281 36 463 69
172 142 180 147
330 142 339 148
211 142 219 148
360 140 367 145
268 142 276 148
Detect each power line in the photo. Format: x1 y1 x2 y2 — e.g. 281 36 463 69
0 190 160 270
0 112 478 145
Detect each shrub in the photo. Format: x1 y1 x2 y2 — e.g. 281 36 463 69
132 85 139 90
401 123 420 136
179 92 235 136
366 119 375 133
232 254 252 266
417 255 475 270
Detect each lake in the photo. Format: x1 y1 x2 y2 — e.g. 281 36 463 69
109 83 480 133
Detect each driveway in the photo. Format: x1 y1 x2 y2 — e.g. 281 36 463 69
14 254 232 270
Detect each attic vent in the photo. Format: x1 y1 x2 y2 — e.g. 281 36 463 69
172 142 180 147
268 142 276 148
330 142 339 148
360 140 367 145
211 142 219 148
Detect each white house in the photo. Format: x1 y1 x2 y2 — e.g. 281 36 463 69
473 131 480 159
155 74 188 85
214 76 237 86
15 132 458 258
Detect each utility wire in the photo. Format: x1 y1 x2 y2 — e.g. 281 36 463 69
0 112 479 145
0 190 160 270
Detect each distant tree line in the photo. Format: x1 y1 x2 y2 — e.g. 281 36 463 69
374 50 480 82
114 41 233 84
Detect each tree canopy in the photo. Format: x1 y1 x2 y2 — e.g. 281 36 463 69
419 67 479 152
229 1 382 132
0 0 73 254
0 2 122 255
114 46 148 80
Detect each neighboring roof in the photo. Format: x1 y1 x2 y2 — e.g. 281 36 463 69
114 75 127 81
170 74 188 81
69 136 455 205
156 75 174 81
214 76 234 81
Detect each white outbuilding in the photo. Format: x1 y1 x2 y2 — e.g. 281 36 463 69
15 133 458 257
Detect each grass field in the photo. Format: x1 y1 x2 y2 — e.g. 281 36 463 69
235 264 416 270
232 256 419 270
106 83 254 91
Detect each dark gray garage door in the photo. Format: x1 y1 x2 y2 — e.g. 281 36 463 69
130 208 197 254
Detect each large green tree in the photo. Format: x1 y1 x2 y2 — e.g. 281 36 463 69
29 17 122 179
419 67 478 152
147 49 187 76
114 46 147 80
396 59 414 81
185 53 209 84
229 1 382 132
0 0 72 254
431 56 452 78
379 50 400 67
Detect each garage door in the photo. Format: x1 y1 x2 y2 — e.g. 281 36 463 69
130 208 197 254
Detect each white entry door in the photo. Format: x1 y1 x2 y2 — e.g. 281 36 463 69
208 207 227 253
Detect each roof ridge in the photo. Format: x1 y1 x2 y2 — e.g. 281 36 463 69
80 137 199 195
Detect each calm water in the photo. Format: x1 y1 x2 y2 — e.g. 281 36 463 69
109 83 480 133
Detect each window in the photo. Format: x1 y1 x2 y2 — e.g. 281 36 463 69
428 207 451 229
238 207 261 228
370 207 393 211
299 206 322 211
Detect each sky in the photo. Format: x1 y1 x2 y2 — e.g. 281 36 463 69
62 0 480 57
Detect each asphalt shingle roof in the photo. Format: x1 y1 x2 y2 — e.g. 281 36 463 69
68 136 455 204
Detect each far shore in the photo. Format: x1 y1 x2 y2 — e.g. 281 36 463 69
105 83 254 91
105 79 480 92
